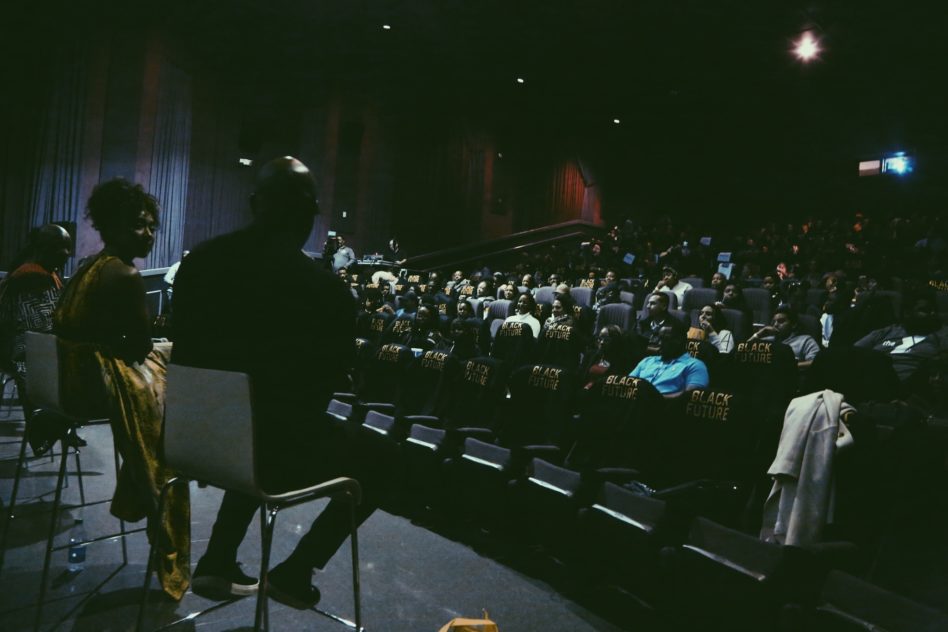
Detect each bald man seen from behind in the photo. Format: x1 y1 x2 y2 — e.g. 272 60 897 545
172 156 368 608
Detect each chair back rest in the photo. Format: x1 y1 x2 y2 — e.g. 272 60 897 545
594 303 634 333
796 314 821 340
534 286 555 305
485 299 514 324
537 323 580 368
619 290 636 307
165 364 257 496
741 288 772 325
569 286 592 307
25 331 60 412
682 287 720 312
681 276 704 288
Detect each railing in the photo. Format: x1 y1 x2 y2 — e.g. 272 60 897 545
401 220 606 272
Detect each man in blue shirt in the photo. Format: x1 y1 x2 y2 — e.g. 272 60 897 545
630 320 710 397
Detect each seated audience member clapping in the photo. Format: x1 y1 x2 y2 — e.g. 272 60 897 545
629 320 710 398
688 303 735 353
748 307 820 368
505 292 541 338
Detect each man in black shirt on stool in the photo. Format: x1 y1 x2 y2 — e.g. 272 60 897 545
172 156 365 608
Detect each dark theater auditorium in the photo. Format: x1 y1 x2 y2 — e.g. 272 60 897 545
2 1 948 631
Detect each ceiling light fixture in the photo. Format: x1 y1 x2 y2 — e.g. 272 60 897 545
793 31 821 61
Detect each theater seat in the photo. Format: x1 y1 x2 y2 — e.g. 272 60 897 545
682 287 719 312
594 303 634 333
536 323 581 369
490 320 536 373
660 517 808 632
742 288 773 326
574 481 676 600
780 570 948 632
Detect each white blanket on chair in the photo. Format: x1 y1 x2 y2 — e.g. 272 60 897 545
760 389 854 546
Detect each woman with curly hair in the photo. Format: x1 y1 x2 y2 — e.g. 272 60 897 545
54 179 190 601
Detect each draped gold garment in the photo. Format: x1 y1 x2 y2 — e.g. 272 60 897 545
54 254 189 601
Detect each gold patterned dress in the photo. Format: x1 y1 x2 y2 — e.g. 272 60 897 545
53 252 189 600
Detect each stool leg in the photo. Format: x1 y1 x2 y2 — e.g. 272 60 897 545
0 420 31 574
349 496 362 631
35 435 70 632
74 447 86 507
136 477 180 632
254 504 277 632
113 446 128 565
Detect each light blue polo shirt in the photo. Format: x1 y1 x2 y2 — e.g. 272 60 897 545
629 352 710 395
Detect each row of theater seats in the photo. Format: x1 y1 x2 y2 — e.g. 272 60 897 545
354 313 805 407
323 343 945 631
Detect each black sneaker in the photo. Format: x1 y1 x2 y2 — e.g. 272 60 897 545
192 559 259 599
267 562 321 610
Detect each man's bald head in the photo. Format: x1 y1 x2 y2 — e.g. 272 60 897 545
251 157 319 245
34 223 72 270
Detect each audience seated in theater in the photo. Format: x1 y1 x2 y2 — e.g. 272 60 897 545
444 317 477 359
401 305 444 351
761 274 784 313
717 281 753 323
653 265 692 306
709 271 727 295
172 156 370 609
0 223 72 421
854 295 946 390
504 292 541 338
500 283 519 301
827 276 898 348
629 319 710 398
394 290 419 318
582 325 636 388
688 303 735 354
592 270 623 313
447 269 468 294
748 306 820 368
635 291 674 354
53 179 190 600
543 295 575 332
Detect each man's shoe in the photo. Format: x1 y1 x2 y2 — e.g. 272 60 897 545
191 559 259 599
267 562 321 610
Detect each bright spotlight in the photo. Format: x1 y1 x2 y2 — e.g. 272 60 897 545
613 118 621 125
882 153 914 175
794 31 820 61
382 24 391 30
516 77 525 84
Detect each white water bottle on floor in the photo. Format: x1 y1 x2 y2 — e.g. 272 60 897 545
67 518 87 573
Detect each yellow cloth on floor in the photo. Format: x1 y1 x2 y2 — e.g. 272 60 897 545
54 254 189 600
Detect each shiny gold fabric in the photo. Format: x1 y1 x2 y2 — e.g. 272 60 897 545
54 254 189 600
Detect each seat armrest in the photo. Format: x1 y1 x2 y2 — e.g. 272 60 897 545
587 467 641 485
402 414 443 429
332 392 357 404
